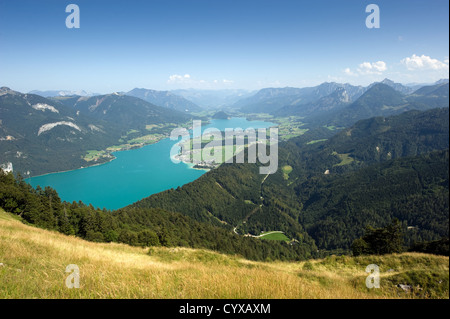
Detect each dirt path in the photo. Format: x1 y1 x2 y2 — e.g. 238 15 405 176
243 231 285 238
215 181 236 199
234 174 271 235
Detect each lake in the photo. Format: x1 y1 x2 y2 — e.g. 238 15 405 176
26 118 276 210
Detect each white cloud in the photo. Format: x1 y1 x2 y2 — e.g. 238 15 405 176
344 68 356 76
340 55 448 85
401 54 449 71
343 61 387 78
168 74 191 83
357 61 387 75
167 74 234 88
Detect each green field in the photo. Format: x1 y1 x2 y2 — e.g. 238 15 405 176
275 116 309 140
126 129 139 135
145 122 180 131
323 125 345 131
307 139 328 145
259 232 290 242
324 125 337 130
127 134 165 144
240 114 308 141
83 150 107 162
177 136 262 165
332 151 355 166
282 165 293 180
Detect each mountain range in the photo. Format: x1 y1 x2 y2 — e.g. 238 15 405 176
29 89 100 97
2 78 448 176
27 78 449 117
172 89 256 109
2 105 447 261
51 93 190 130
0 88 190 176
236 79 449 120
134 107 449 252
126 88 203 113
316 82 449 127
234 82 366 113
30 88 204 114
1 81 449 262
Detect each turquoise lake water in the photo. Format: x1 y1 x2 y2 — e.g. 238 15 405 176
26 118 275 210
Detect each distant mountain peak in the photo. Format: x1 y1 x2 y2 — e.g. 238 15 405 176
126 88 202 113
381 78 395 84
28 90 99 97
435 79 449 85
0 87 18 96
369 79 413 95
365 82 401 93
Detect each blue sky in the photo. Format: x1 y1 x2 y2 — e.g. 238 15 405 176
0 0 448 93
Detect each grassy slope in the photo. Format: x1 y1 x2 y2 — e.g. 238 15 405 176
259 232 291 242
0 209 448 299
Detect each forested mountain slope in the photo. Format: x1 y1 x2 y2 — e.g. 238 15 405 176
1 88 192 176
126 88 202 113
1 108 448 259
314 83 449 127
52 93 190 130
0 88 123 176
0 168 317 261
134 108 449 253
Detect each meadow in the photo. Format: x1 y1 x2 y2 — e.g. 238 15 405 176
0 209 448 299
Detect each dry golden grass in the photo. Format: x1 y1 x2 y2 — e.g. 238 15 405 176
0 209 448 299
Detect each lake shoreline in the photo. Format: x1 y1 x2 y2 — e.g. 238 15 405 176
26 118 276 210
25 156 118 180
25 136 171 180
